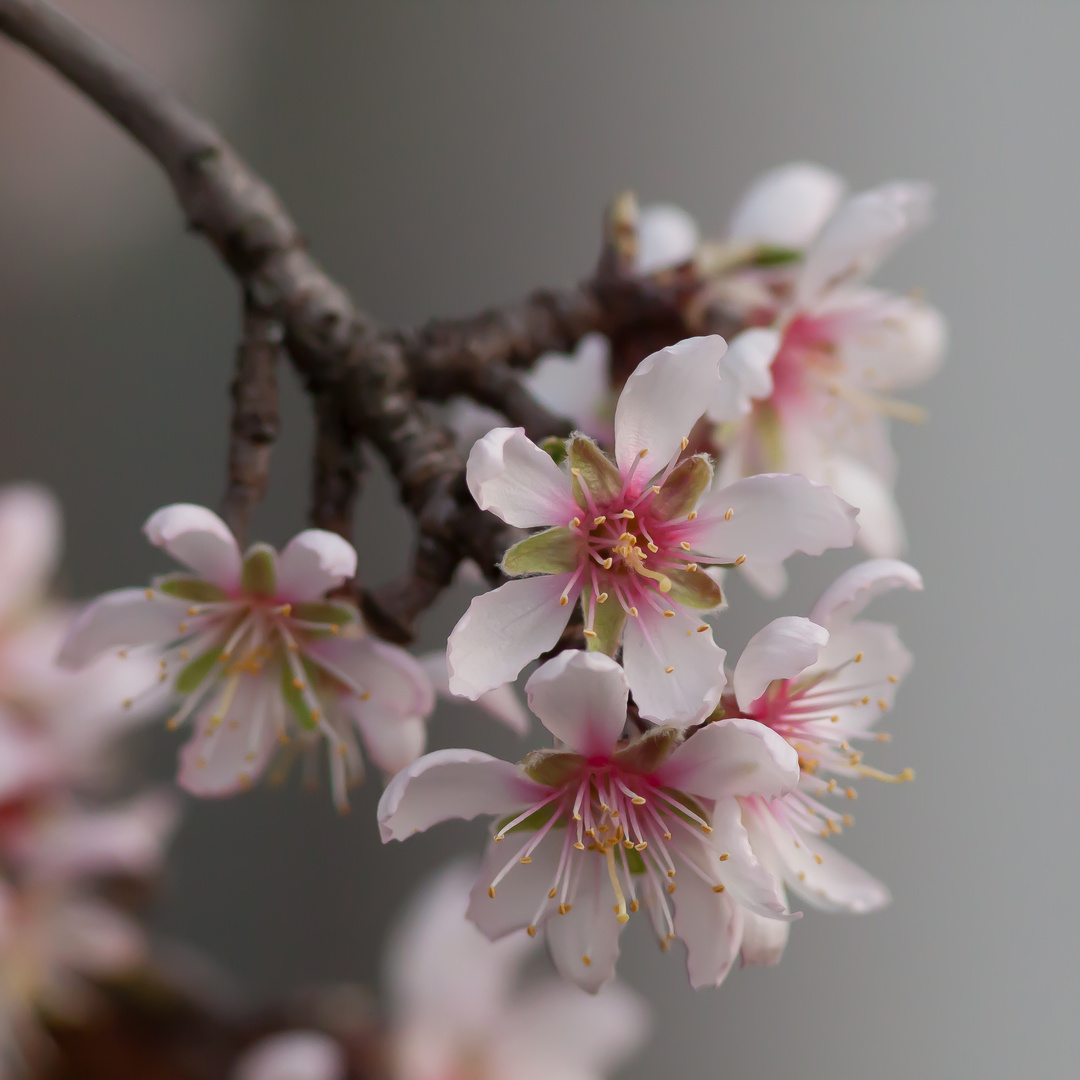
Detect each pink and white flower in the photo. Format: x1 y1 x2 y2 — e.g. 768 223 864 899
449 336 858 724
726 560 921 963
385 860 649 1080
379 650 799 992
710 180 946 587
59 504 434 809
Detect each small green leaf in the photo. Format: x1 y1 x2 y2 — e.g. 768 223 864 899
280 659 318 730
665 568 723 610
501 527 581 576
157 576 228 604
521 748 585 787
613 724 683 774
752 245 802 268
495 799 566 834
540 436 568 465
175 650 221 695
292 602 357 627
585 589 628 656
241 543 277 596
569 436 623 509
651 455 713 520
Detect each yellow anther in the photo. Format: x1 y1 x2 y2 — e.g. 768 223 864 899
620 509 636 519
814 854 824 865
639 448 649 458
697 624 709 633
831 714 840 722
686 563 699 572
652 485 662 495
593 515 607 526
724 507 734 521
145 589 154 600
178 622 188 633
635 842 648 851
680 437 689 450
281 604 292 617
798 871 806 881
573 841 585 850
582 955 592 966
558 903 572 915
527 924 537 937
122 698 133 709
712 884 726 893
548 887 558 899
570 516 581 528
166 716 180 731
667 882 676 894
597 591 609 603
488 886 496 899
861 696 870 705
878 699 889 711
360 691 372 701
292 678 305 690
602 558 613 570
877 732 892 742
519 856 532 864
583 629 598 639
734 554 747 566
842 814 854 827
629 606 639 617
680 541 691 551
647 542 659 553
663 609 675 617
559 595 569 607
664 666 674 674
687 511 697 520
188 607 199 616
700 824 713 835
845 787 858 800
854 651 864 663
718 852 730 861
888 674 899 683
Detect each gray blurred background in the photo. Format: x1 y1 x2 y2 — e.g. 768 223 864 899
1 2 1076 1077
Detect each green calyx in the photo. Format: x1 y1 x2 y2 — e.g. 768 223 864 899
665 567 723 610
241 543 277 597
584 588 627 656
569 436 623 509
539 436 568 465
501 527 581 576
292 601 358 628
175 649 221 694
613 724 683 774
651 455 713 520
157 575 228 604
521 748 585 787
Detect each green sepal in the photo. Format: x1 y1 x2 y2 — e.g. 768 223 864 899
613 724 682 774
651 455 713 520
752 245 802 268
501 527 581 576
157 575 228 604
584 589 627 656
540 436 568 465
622 846 647 875
292 601 358 627
569 436 623 509
241 543 277 597
280 655 321 731
521 748 585 787
495 799 566 835
175 650 221 694
665 568 723 610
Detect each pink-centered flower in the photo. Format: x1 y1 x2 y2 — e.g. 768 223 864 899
449 336 858 724
726 559 921 963
711 181 946 589
59 504 434 809
379 651 799 993
385 860 649 1080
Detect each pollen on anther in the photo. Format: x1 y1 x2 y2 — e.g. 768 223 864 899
664 666 674 674
292 678 305 690
724 507 734 521
488 886 496 899
831 714 840 722
527 925 537 937
878 699 889 711
888 674 899 683
593 515 607 526
187 607 199 617
679 541 691 551
813 854 824 865
854 651 864 663
719 852 730 861
602 558 613 570
687 511 698 520
559 595 569 607
680 437 689 451
700 824 713 835
519 856 532 864
629 606 639 617
558 903 572 915
712 884 726 893
597 591 609 603
667 882 676 894
573 841 585 850
696 625 709 633
846 787 858 800
652 485 662 495
734 554 747 566
144 589 154 600
570 516 581 528
663 610 675 618
548 887 558 898
583 629 598 639
686 563 699 572
178 622 189 633
582 955 592 966
877 732 892 742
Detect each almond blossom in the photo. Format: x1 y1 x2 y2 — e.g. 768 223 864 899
449 335 858 724
385 860 649 1080
379 650 799 992
59 504 434 810
725 560 922 963
710 180 946 590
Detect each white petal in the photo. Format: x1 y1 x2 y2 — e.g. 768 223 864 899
524 334 612 440
0 714 61 803
613 336 727 479
622 609 725 727
707 328 779 423
352 705 426 775
14 790 179 881
545 856 623 993
275 529 357 601
232 1032 346 1080
58 588 191 668
747 803 890 914
466 428 577 528
740 910 791 967
636 203 700 274
798 181 933 305
447 575 575 700
314 637 435 719
178 675 280 797
727 162 846 248
734 616 829 711
143 504 241 589
390 859 534 1030
524 651 627 754
655 717 799 801
495 979 650 1080
442 397 507 449
0 484 61 621
739 559 789 599
816 455 905 558
810 559 923 629
377 749 545 842
707 798 790 918
673 865 742 989
420 651 530 735
695 473 858 565
467 831 562 940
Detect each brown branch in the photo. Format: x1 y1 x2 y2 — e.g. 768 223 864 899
220 306 282 545
0 0 744 644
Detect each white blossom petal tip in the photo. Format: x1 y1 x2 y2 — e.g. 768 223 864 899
231 1031 346 1080
636 202 700 275
728 162 846 249
809 558 923 629
143 503 242 589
